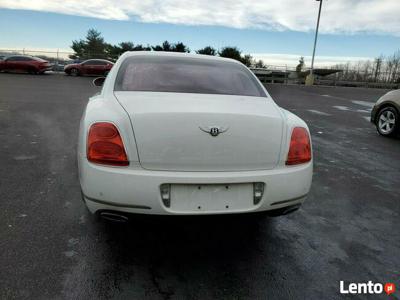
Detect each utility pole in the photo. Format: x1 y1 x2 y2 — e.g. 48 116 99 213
306 0 323 85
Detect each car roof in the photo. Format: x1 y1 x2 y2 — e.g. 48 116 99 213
6 55 33 58
83 59 113 63
121 51 243 65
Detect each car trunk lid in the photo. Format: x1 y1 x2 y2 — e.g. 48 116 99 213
114 92 284 171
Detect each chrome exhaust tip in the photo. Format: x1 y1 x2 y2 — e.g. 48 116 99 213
266 204 301 217
99 212 129 223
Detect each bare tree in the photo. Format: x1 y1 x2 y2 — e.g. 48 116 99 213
333 54 397 83
387 51 400 83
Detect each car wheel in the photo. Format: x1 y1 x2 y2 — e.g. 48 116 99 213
70 68 80 76
376 106 398 137
28 68 38 75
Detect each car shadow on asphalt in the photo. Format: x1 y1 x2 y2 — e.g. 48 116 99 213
84 214 281 298
100 213 271 257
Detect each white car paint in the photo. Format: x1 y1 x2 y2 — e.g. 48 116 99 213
78 51 313 216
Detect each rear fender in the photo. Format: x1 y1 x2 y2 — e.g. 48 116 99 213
279 108 313 165
78 95 140 169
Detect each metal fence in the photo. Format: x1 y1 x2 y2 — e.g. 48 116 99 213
1 48 399 89
0 48 76 71
0 48 73 62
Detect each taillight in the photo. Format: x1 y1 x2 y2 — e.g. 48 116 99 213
286 127 311 165
87 122 129 166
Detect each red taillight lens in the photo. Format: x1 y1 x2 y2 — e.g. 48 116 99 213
286 127 311 165
87 122 129 166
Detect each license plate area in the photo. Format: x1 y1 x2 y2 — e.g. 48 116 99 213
169 183 253 212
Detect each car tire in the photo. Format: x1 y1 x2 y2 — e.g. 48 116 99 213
70 68 80 76
28 68 38 75
376 106 398 137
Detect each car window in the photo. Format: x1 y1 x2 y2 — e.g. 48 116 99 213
6 56 19 61
94 60 108 65
7 56 33 61
32 57 46 62
82 60 93 65
114 56 266 97
84 60 107 65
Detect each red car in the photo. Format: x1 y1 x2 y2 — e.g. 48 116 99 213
0 55 52 74
64 59 114 76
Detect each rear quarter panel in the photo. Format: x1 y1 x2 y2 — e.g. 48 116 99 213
278 108 313 166
77 94 140 175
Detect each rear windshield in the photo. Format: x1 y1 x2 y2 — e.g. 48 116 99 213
114 55 266 97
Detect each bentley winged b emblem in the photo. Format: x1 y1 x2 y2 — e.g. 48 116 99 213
199 125 229 137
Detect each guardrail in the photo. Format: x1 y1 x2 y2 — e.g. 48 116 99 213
315 79 399 89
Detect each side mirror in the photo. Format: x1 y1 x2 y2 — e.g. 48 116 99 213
93 77 105 87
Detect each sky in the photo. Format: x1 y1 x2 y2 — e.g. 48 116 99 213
0 0 399 67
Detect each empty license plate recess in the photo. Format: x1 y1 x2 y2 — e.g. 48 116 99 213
169 183 253 212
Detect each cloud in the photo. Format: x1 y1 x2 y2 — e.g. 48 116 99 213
1 0 399 35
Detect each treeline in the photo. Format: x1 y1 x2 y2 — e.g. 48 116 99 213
70 29 267 67
330 52 400 83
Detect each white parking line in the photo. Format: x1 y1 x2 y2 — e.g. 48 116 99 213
362 116 371 122
356 109 371 113
307 109 331 116
333 106 350 111
351 100 375 108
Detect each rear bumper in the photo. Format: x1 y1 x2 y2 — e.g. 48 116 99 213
79 158 313 215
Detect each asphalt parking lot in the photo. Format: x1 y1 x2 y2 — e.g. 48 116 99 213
0 73 399 300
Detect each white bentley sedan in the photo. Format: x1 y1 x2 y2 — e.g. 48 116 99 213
78 52 312 222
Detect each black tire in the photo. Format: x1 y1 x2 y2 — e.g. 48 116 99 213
376 106 398 137
70 68 80 76
28 68 38 75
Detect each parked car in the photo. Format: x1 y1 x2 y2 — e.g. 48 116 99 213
64 59 113 76
78 52 313 222
0 55 52 74
371 89 400 137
